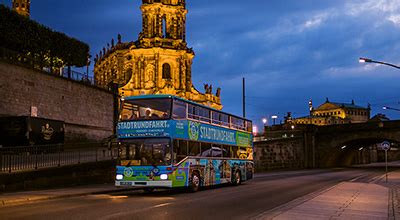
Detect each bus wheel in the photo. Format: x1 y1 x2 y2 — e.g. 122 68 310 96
233 171 241 186
143 188 154 193
189 173 200 192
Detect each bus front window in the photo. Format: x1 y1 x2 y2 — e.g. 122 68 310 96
123 139 172 166
120 98 172 121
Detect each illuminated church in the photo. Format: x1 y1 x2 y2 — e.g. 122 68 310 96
94 0 222 110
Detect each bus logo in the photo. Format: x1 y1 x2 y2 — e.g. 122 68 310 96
124 167 133 177
188 121 200 140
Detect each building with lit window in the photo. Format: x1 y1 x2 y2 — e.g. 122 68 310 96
288 98 370 126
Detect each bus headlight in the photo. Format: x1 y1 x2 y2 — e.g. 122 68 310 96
160 174 168 180
116 174 124 180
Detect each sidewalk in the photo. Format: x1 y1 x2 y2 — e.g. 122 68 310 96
0 184 138 207
259 171 400 220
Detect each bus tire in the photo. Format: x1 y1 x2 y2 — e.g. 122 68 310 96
189 172 200 192
232 170 241 186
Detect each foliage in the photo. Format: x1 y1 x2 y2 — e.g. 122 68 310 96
0 5 89 67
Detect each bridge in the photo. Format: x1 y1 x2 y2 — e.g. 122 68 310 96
254 120 400 169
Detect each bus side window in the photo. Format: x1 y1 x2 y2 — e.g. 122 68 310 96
211 145 223 158
173 140 188 163
188 141 200 156
180 140 188 159
231 146 239 159
221 114 229 127
246 120 252 132
199 108 210 123
188 104 198 120
222 145 230 158
212 112 220 125
200 142 211 157
246 147 253 160
238 147 248 159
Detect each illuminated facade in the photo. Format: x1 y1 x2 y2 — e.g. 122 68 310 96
12 0 30 17
288 99 370 126
94 0 222 110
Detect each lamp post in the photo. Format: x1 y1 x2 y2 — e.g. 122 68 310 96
383 106 400 112
262 118 267 125
359 57 400 69
271 115 278 125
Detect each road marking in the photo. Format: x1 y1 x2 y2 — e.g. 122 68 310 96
152 203 171 208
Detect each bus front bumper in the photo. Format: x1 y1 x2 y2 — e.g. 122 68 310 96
115 180 173 188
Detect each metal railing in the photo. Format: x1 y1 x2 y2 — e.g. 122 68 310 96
0 142 124 173
60 68 95 85
0 47 95 85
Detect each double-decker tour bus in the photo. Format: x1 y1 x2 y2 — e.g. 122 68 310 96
115 95 253 192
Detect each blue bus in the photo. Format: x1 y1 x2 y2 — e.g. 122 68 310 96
115 95 253 192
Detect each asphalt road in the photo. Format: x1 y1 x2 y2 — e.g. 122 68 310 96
0 168 386 220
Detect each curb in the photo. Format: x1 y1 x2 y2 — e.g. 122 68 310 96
0 187 143 207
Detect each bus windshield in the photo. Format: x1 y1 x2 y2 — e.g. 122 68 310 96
120 98 171 121
122 139 172 166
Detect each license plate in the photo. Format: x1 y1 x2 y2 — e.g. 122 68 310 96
120 182 132 186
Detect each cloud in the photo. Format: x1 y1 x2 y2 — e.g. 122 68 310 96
388 15 400 27
301 12 330 31
345 0 400 16
322 64 400 79
345 0 400 28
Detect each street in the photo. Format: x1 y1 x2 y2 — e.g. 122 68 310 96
0 168 389 220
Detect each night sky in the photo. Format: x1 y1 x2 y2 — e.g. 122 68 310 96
3 0 400 128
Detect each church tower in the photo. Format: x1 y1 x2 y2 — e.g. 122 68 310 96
94 0 222 110
139 0 188 49
12 0 30 17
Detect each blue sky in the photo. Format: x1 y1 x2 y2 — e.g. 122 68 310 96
3 0 400 128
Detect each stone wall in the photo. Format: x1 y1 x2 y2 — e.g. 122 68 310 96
0 61 114 142
254 137 305 171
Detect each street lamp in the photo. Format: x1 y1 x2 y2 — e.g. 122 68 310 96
359 58 400 114
262 118 267 125
383 106 400 112
359 57 400 69
271 115 278 125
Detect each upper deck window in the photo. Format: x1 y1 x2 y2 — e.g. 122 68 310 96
231 117 245 130
212 112 229 127
187 104 210 123
120 98 171 121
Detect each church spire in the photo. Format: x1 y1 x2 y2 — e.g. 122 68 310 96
12 0 30 17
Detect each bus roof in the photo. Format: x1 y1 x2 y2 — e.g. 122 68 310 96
123 95 251 122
